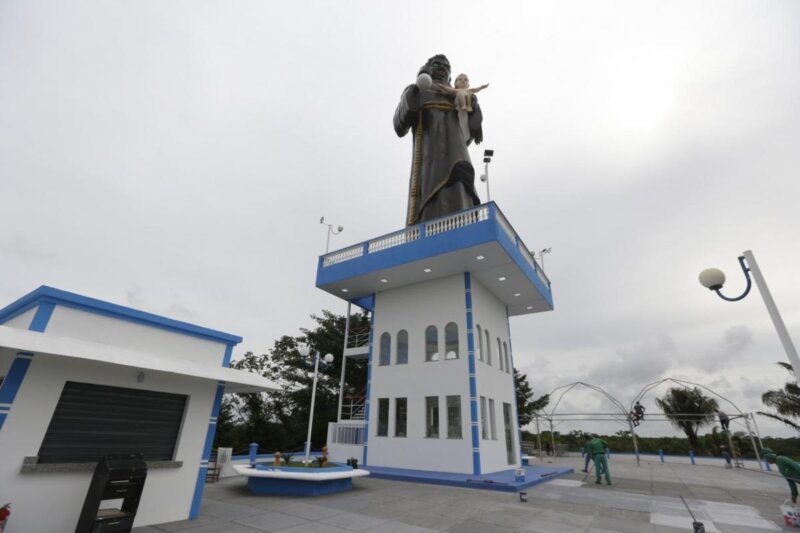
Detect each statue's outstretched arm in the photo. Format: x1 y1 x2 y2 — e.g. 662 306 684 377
394 84 420 137
434 83 458 96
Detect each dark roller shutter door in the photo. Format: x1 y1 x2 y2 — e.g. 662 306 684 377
37 381 188 463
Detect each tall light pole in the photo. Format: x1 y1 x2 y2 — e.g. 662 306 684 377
298 345 334 465
699 250 800 385
320 216 343 254
479 149 494 202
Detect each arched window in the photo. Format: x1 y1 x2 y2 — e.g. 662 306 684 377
379 332 391 366
425 325 439 362
476 325 483 362
484 329 492 365
396 330 408 365
497 338 504 371
445 322 459 360
503 342 510 373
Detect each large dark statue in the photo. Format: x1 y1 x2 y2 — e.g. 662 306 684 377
394 54 484 226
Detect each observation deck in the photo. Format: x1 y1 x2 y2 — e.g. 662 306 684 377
315 203 553 316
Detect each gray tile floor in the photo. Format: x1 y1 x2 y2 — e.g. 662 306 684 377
133 455 797 532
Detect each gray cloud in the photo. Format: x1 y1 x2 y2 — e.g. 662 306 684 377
0 236 57 264
1 0 799 441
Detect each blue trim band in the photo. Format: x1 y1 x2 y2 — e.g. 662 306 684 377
210 382 225 420
222 345 234 367
0 286 242 345
0 356 33 405
464 273 481 475
0 413 6 431
190 381 226 519
362 307 375 466
316 203 552 312
28 302 55 332
189 467 207 519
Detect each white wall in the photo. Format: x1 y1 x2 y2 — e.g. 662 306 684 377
45 306 228 366
0 353 217 532
366 273 526 474
327 442 364 465
471 277 521 473
368 274 472 473
0 307 37 329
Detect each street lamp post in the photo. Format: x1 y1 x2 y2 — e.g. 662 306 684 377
320 216 343 254
699 250 800 385
479 149 494 202
298 345 334 465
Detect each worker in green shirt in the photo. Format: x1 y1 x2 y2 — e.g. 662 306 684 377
763 448 800 504
587 437 611 485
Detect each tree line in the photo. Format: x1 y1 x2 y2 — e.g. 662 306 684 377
214 308 800 457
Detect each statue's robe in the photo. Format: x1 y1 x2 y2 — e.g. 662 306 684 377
394 84 483 226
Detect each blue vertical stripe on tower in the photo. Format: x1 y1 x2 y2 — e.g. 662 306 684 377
464 273 481 475
362 303 375 466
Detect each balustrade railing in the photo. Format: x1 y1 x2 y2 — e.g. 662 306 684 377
330 422 366 445
322 243 364 267
319 203 550 289
368 226 420 253
424 206 489 236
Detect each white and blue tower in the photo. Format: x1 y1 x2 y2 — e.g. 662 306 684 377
318 203 552 474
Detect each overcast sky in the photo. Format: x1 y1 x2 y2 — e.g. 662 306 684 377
2 1 799 439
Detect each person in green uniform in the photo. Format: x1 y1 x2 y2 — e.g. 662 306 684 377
587 437 611 485
763 448 800 504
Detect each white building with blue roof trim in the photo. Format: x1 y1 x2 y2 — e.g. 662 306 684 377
0 286 279 533
320 202 553 475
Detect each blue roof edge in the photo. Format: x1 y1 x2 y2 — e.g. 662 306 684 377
0 286 242 345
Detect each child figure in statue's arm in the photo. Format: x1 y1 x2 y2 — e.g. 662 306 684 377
435 73 489 143
435 73 489 111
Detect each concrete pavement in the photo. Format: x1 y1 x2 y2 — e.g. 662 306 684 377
133 454 797 532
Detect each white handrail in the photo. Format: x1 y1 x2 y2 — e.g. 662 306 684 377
318 203 550 289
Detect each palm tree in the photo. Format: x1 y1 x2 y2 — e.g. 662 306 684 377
760 362 800 431
655 387 718 451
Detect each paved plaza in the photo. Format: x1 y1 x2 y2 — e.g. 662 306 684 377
133 454 797 532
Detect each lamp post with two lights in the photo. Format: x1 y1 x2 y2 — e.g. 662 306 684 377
298 345 335 465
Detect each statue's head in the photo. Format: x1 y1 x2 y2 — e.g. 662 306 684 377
419 54 451 84
454 74 470 89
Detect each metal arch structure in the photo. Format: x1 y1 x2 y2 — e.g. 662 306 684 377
530 378 764 469
545 381 628 420
630 377 763 469
630 377 744 416
535 381 645 465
